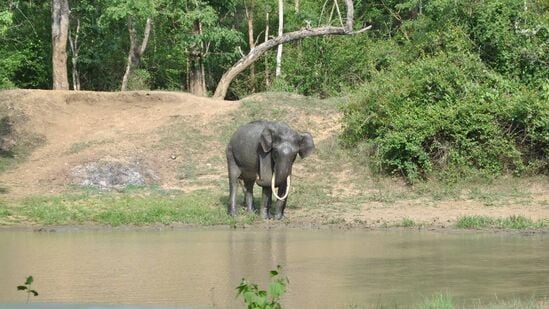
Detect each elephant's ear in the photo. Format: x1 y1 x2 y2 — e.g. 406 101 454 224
299 132 315 158
260 127 273 153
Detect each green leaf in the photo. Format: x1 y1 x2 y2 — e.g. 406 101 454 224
17 286 27 291
269 282 285 299
25 276 33 285
30 290 39 296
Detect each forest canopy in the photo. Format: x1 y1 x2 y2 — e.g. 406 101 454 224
0 0 547 181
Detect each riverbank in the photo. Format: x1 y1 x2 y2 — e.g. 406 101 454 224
1 90 548 232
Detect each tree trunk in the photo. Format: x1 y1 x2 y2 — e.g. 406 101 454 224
51 0 69 90
188 19 207 96
245 1 256 91
275 0 283 77
121 16 152 91
69 17 80 90
264 10 270 87
213 0 370 99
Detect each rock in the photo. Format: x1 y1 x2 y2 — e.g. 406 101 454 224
70 158 157 191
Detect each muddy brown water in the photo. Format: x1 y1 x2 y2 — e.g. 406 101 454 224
0 229 547 308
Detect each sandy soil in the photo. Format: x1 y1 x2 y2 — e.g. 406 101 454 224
1 89 548 228
0 90 238 197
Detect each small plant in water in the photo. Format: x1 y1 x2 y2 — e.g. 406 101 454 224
17 276 38 303
236 265 289 309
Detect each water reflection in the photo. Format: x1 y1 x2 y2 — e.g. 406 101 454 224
0 229 547 308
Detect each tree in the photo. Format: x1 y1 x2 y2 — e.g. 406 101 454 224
51 0 70 90
121 16 152 91
244 0 256 91
102 0 155 91
275 0 283 77
68 16 81 90
178 0 242 96
263 3 271 87
213 0 371 99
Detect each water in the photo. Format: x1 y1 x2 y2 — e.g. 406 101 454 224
0 229 547 308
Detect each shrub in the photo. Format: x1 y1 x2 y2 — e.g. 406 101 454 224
342 52 547 182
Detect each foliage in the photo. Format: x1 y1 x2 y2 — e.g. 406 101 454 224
0 2 51 89
17 276 39 303
341 0 548 182
236 265 289 309
456 215 548 229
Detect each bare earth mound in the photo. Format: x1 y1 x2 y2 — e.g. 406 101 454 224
0 89 238 197
1 89 548 228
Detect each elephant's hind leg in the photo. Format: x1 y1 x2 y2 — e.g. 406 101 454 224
244 179 255 213
226 146 241 216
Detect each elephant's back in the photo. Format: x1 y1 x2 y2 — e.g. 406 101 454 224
228 120 266 172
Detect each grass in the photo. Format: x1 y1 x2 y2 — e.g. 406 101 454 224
456 215 548 230
5 190 255 226
67 139 112 154
416 294 454 309
400 218 416 227
412 294 546 309
346 295 546 308
0 202 10 217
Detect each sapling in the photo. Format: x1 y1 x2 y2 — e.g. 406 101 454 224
17 276 39 303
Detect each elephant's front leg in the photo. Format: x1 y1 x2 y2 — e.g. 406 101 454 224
261 186 273 219
274 184 288 220
244 180 255 213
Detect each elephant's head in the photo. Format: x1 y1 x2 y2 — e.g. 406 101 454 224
258 123 315 199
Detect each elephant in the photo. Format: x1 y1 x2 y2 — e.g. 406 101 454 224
226 120 315 219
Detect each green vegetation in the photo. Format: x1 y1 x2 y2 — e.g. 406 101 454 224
416 294 454 309
17 276 39 303
5 190 255 226
237 265 288 309
413 294 546 309
457 215 548 230
340 0 548 182
399 218 416 228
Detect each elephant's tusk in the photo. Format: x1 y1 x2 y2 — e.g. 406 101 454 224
271 173 291 201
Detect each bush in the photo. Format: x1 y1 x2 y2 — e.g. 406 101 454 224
340 0 547 182
342 52 547 182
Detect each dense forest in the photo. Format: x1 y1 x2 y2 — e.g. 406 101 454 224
0 0 547 181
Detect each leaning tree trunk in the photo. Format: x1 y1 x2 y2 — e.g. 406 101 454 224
213 0 370 99
188 19 207 96
275 0 283 77
121 16 152 91
51 0 70 90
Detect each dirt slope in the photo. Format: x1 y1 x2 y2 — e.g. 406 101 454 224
0 89 238 197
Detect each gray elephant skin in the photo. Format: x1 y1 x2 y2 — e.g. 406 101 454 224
226 120 315 219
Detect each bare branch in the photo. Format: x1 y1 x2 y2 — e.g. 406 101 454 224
212 0 370 99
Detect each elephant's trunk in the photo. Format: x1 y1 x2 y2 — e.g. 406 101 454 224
271 173 291 201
